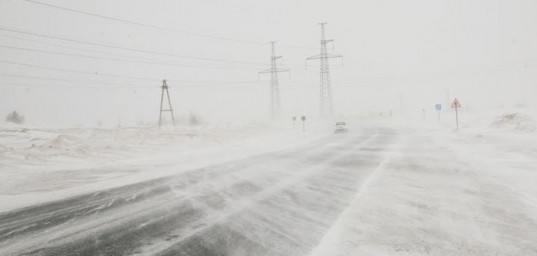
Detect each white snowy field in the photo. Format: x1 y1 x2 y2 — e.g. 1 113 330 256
0 122 327 212
1 112 537 255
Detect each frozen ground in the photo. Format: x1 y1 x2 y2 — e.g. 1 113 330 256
0 123 326 212
1 115 537 255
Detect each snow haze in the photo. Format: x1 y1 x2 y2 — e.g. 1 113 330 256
1 1 537 256
1 0 536 126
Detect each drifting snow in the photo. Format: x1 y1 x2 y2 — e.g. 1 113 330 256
491 112 536 132
309 114 537 255
0 123 325 212
1 114 537 255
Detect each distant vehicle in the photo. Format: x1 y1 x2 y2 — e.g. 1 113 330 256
334 121 348 134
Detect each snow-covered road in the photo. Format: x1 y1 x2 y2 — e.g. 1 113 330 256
0 128 391 255
1 125 536 255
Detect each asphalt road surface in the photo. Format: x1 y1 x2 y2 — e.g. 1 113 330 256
0 128 397 255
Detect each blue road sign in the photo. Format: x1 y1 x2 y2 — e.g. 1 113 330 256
435 104 442 111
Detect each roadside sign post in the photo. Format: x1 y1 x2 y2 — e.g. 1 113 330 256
292 116 296 128
301 116 306 132
422 108 426 120
435 104 442 122
451 99 461 131
455 107 458 131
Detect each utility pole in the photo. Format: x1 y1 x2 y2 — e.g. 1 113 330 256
259 42 289 119
306 23 343 119
158 79 176 128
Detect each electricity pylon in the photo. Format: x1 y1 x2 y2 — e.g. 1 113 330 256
306 23 343 118
158 79 176 128
259 41 289 119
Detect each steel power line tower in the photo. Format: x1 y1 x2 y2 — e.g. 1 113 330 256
306 23 342 118
259 42 289 119
158 79 176 128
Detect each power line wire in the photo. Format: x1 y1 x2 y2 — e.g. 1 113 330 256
1 78 258 90
0 59 154 81
0 44 262 70
0 26 267 66
1 81 149 90
22 0 265 45
0 33 163 62
0 59 260 84
21 0 316 50
3 62 529 90
0 72 152 87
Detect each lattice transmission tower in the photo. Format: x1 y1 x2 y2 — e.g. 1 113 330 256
259 42 289 119
158 79 176 128
306 23 343 118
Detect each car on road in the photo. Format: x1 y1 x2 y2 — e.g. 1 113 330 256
334 121 348 134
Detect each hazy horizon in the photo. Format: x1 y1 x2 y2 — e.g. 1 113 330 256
2 0 537 127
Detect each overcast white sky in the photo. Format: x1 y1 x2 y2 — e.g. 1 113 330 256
1 0 536 126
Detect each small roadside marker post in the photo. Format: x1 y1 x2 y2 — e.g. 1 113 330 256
451 98 461 131
301 116 306 132
292 116 297 128
422 108 426 120
435 104 442 122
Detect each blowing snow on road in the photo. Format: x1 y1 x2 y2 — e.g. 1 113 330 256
1 122 536 255
2 0 537 255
